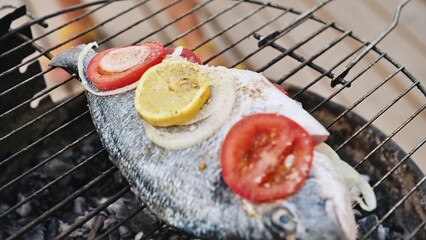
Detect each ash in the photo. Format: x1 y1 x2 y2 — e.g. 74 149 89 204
0 133 192 240
355 212 405 240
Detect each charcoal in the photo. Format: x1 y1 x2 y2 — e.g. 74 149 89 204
58 220 70 233
1 219 20 238
119 225 132 238
45 218 60 240
106 228 120 240
68 227 90 239
73 196 86 215
22 223 44 240
15 201 31 217
135 231 144 240
357 214 387 240
81 214 97 229
103 216 116 227
87 215 106 240
15 194 31 217
41 157 75 179
129 209 160 234
63 211 81 225
148 226 191 240
98 197 116 212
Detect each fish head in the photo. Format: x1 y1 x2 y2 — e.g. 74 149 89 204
254 174 356 240
258 198 355 240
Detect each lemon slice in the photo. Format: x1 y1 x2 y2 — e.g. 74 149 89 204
134 59 210 127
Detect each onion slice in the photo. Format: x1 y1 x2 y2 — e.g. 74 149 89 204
141 66 236 150
315 143 377 211
77 42 140 96
170 46 183 58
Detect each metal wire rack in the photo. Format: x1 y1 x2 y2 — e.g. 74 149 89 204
0 0 425 239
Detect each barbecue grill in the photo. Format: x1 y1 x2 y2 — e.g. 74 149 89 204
0 0 425 239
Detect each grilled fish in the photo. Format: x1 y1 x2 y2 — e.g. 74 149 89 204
49 44 356 240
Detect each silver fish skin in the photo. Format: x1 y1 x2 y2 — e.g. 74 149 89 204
49 44 356 240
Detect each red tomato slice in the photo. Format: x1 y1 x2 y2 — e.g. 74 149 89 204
87 42 166 91
220 113 314 203
165 47 203 64
273 83 289 96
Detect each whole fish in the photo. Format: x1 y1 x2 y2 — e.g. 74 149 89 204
49 44 356 240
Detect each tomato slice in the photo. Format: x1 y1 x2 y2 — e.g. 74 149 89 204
165 47 202 64
87 42 166 91
220 113 314 203
273 83 289 96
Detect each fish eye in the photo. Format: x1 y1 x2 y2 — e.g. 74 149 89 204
270 207 297 234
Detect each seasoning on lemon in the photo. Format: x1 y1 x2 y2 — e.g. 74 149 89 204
134 59 210 127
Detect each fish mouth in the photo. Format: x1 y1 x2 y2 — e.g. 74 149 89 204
325 199 357 240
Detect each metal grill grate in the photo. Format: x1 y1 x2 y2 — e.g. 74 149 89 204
0 0 425 239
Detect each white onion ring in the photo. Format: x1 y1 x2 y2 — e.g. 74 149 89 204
181 75 224 125
315 143 377 211
141 67 236 150
171 46 183 58
77 42 140 96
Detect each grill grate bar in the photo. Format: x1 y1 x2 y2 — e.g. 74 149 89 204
0 0 152 80
331 0 412 87
258 0 332 43
353 136 426 210
98 0 181 46
0 126 95 194
231 0 332 68
0 67 53 97
0 0 119 42
130 0 214 46
372 137 425 189
7 165 117 240
12 32 55 60
0 74 76 118
55 186 131 240
254 31 349 87
355 103 426 169
0 149 105 220
0 4 48 28
291 44 366 99
204 8 290 64
360 175 426 240
325 66 404 129
191 3 267 52
0 93 85 165
0 1 112 60
1 1 424 239
406 219 426 240
141 223 168 240
163 1 244 47
309 53 386 114
94 204 146 240
255 2 424 91
277 30 352 83
335 79 420 153
255 22 333 73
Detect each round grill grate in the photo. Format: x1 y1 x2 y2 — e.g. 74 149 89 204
0 0 424 239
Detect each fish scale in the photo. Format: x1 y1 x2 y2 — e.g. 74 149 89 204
49 44 356 240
